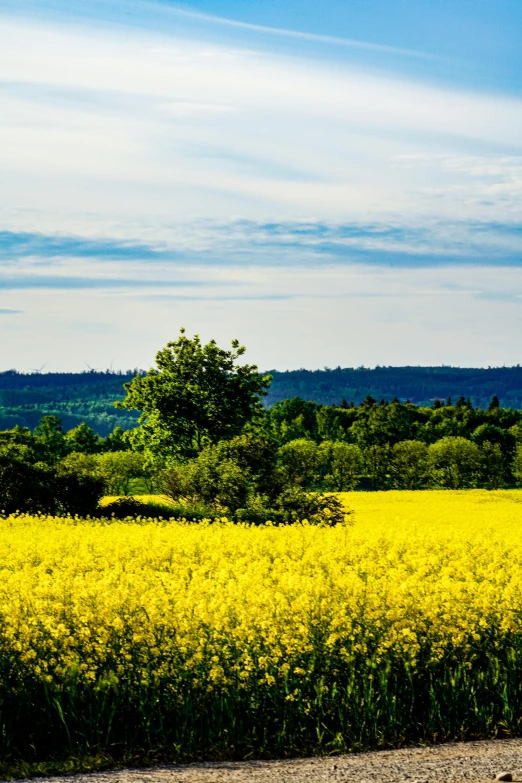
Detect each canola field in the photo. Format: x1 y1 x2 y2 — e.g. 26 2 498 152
2 489 522 771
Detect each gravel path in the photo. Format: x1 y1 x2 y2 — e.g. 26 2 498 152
12 740 522 783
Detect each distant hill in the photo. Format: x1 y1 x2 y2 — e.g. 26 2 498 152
0 370 140 435
1 365 522 434
266 365 522 408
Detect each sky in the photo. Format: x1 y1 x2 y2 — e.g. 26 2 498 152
1 0 522 371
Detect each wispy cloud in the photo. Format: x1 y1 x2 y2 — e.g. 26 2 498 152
1 2 522 370
0 275 216 290
166 5 436 60
0 231 179 262
2 219 520 271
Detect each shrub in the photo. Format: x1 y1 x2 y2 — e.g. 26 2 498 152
99 497 152 518
0 453 104 516
0 455 56 514
99 497 221 521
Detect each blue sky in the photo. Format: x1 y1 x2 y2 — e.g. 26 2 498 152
1 0 522 371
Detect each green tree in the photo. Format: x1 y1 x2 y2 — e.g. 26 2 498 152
480 441 505 489
278 438 321 488
427 436 481 489
352 401 414 449
321 441 362 491
0 452 104 516
214 433 279 498
264 397 318 444
512 444 522 486
365 444 390 490
180 452 250 512
61 451 100 476
95 451 147 495
103 425 130 452
489 395 500 411
316 407 346 442
389 440 428 489
65 422 102 454
118 330 271 462
160 436 270 513
33 415 66 462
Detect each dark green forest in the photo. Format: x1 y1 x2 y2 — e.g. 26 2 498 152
3 364 522 435
266 365 522 408
0 370 140 434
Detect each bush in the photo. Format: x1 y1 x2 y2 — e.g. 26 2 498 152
269 487 349 526
0 453 104 516
158 433 351 525
99 497 152 518
55 465 106 517
0 455 56 514
99 497 222 521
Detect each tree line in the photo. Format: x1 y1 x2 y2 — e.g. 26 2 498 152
6 363 522 433
2 331 522 520
266 365 522 408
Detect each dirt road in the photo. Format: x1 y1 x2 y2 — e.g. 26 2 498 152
13 739 522 783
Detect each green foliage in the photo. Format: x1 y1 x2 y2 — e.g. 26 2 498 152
61 451 99 476
158 433 347 525
53 463 107 517
103 425 130 452
266 366 522 408
512 443 522 485
0 369 140 435
389 440 428 490
365 444 391 490
263 397 319 444
159 435 271 514
278 438 321 488
65 422 102 454
320 441 363 491
33 415 67 462
118 329 271 462
427 437 482 489
4 355 522 496
481 441 505 490
0 453 104 516
0 456 56 514
262 487 348 526
95 451 149 496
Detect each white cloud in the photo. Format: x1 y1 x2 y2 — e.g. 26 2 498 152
1 8 522 369
1 14 522 235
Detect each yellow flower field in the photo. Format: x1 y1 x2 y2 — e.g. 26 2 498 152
2 489 522 768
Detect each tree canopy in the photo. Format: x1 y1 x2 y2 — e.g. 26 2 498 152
118 329 272 461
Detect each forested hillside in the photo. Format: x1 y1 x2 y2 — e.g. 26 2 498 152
0 370 140 434
267 365 522 408
2 365 522 433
